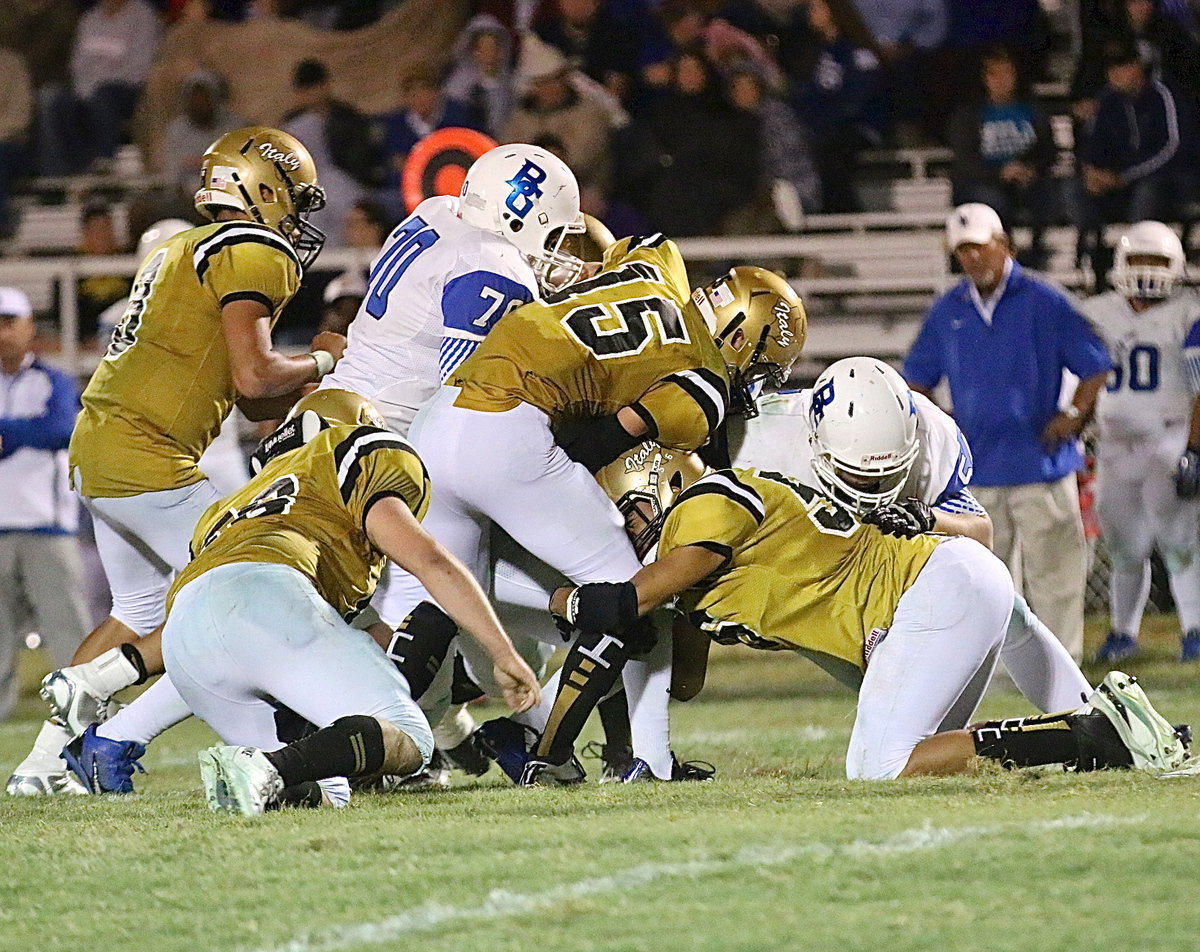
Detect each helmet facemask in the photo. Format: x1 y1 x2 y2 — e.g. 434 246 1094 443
532 220 588 291
595 442 705 562
809 439 918 512
1112 221 1186 301
276 175 327 269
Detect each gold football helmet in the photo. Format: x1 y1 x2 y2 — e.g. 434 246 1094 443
595 441 705 559
563 214 616 263
252 388 388 473
690 267 807 416
194 125 327 268
286 387 386 429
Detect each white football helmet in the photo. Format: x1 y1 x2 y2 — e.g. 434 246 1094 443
808 357 919 512
136 218 192 262
1113 221 1186 300
458 143 585 291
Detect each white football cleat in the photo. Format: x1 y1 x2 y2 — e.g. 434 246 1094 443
199 746 283 816
5 720 88 796
40 669 120 738
1084 671 1189 774
6 770 88 797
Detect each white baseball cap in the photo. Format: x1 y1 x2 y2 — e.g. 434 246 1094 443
0 287 32 319
946 203 1005 250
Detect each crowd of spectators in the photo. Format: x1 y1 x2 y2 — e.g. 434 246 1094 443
1 0 1200 265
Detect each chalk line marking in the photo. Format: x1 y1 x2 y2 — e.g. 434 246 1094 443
249 813 1145 952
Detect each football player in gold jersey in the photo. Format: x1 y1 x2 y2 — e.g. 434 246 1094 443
61 391 540 810
548 461 1188 779
7 127 346 797
385 240 807 783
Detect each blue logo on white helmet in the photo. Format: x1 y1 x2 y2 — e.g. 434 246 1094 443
505 161 546 219
810 380 836 426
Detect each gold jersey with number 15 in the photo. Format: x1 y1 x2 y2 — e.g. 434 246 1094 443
69 221 303 498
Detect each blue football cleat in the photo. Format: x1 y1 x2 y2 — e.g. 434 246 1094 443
61 725 146 794
1094 631 1138 664
622 753 715 783
1181 630 1200 662
474 717 539 784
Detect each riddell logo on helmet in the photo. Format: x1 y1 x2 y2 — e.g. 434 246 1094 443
258 143 301 171
863 453 897 463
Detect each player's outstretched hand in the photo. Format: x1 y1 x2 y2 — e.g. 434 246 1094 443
862 497 935 538
1176 447 1200 499
310 330 348 363
493 652 541 714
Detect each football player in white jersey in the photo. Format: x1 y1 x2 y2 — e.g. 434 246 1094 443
731 356 1094 714
321 143 583 434
1082 222 1200 663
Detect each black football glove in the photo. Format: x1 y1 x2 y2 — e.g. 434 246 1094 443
1177 447 1200 499
862 497 936 538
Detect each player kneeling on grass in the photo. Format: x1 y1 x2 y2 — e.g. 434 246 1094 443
62 391 540 813
549 461 1190 779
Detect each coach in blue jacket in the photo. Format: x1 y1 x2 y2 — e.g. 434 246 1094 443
0 287 89 723
904 204 1112 661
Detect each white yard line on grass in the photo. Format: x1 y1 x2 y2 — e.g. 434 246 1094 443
250 813 1145 952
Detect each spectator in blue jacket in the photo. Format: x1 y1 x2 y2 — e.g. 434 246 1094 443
0 287 89 723
1075 38 1199 283
903 204 1112 661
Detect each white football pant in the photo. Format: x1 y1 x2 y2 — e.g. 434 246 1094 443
1095 427 1200 636
847 537 1015 780
163 562 435 805
395 389 674 777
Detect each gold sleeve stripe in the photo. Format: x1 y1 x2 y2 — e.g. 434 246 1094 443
663 368 728 433
674 470 765 524
192 223 301 281
333 426 423 503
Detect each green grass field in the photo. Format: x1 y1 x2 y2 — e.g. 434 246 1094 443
3 616 1199 952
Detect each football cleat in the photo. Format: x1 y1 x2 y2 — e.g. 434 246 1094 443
61 725 146 794
6 770 88 797
1093 631 1138 664
5 719 88 796
198 746 284 816
581 740 635 783
40 669 120 738
1082 671 1189 773
621 753 716 783
474 716 541 784
517 758 587 788
379 749 452 792
1181 629 1200 663
440 734 492 777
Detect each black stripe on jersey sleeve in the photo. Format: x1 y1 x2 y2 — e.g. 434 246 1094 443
333 426 425 504
193 224 302 282
629 233 667 250
672 470 765 524
663 368 728 434
220 290 275 310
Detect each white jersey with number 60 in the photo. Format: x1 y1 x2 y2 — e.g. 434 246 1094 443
1082 289 1200 442
322 195 538 433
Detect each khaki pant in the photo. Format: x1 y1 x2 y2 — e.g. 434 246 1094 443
0 533 90 720
974 474 1087 661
